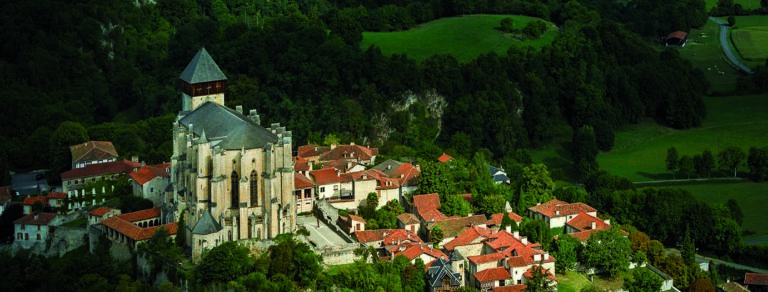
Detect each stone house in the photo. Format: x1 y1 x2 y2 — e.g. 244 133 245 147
337 214 366 234
128 163 170 207
397 213 420 235
294 173 315 214
88 207 121 229
387 241 447 264
61 160 141 193
23 196 49 215
70 141 118 169
14 213 58 249
46 192 66 209
527 199 597 228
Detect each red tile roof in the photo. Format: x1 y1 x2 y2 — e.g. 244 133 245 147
398 213 420 225
667 31 688 40
47 192 66 199
413 193 443 222
391 163 420 186
474 267 511 282
489 212 523 226
294 173 315 189
23 196 49 206
566 212 610 232
102 216 177 241
354 229 421 245
90 207 117 217
528 199 596 218
340 170 380 184
745 273 768 286
493 284 528 292
431 215 488 238
390 242 446 261
384 229 422 245
61 160 141 180
444 225 493 251
523 266 557 282
70 141 118 163
14 213 57 225
129 164 170 185
348 214 366 224
118 207 161 223
319 144 378 162
297 144 329 159
309 168 341 185
437 153 453 163
567 230 599 242
468 253 505 265
293 156 310 172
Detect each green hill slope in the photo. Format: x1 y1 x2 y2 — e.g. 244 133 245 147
361 14 558 63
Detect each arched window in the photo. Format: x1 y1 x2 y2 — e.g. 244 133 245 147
231 171 239 209
250 170 258 206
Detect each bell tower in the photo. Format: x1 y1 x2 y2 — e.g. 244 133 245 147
179 48 228 111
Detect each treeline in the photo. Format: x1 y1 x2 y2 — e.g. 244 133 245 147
666 146 768 181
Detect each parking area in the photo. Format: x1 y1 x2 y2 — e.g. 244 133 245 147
296 215 349 248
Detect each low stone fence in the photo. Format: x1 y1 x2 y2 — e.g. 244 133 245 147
316 243 359 266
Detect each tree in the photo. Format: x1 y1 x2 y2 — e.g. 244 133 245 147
501 212 518 232
195 241 253 285
679 155 694 179
728 15 736 27
524 265 556 292
175 209 186 248
517 163 555 206
553 234 581 271
629 231 651 252
430 226 444 243
747 146 768 182
693 154 705 178
440 195 471 217
666 147 679 179
725 199 744 226
361 192 379 219
681 227 696 266
718 146 746 177
624 268 663 292
702 150 716 177
583 229 632 278
521 219 553 250
500 17 515 32
49 121 90 179
690 278 716 292
572 125 599 180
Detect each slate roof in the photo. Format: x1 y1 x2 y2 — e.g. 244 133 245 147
475 267 511 282
129 163 170 185
745 273 768 286
61 160 141 180
426 257 462 288
118 207 161 223
179 48 227 83
70 141 118 163
372 159 403 175
179 102 279 150
294 173 315 189
192 210 222 235
14 213 57 225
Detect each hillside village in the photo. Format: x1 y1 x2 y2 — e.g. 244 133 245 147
1 46 766 292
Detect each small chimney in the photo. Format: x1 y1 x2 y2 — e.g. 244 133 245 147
506 225 512 233
522 236 528 245
236 105 243 114
350 142 355 146
331 144 337 150
534 254 541 261
514 231 519 238
603 219 611 225
132 155 139 162
544 253 550 260
591 221 597 230
555 210 560 216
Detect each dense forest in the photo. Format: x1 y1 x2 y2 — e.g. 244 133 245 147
0 0 720 184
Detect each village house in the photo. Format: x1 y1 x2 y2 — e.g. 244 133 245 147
128 163 170 207
387 241 447 264
46 192 66 209
337 213 366 234
70 141 118 169
411 193 488 243
397 213 420 235
61 159 142 193
426 257 464 292
101 207 177 249
354 228 422 249
527 199 597 228
14 213 59 249
294 173 315 214
297 143 379 166
428 215 489 245
563 212 614 242
371 159 421 195
23 196 49 214
88 207 121 229
745 273 768 291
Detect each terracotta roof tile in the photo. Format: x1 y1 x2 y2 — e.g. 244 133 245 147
489 212 523 226
348 214 366 224
90 207 117 217
309 168 341 185
528 199 596 218
129 163 170 186
294 173 315 189
474 267 511 282
118 207 161 223
667 31 688 40
70 141 118 163
23 196 49 206
0 186 11 197
14 213 57 225
319 144 377 162
430 215 488 238
102 216 177 241
523 266 557 282
391 163 420 186
390 242 446 261
47 192 66 199
468 253 505 265
566 212 610 232
437 153 453 163
293 156 310 172
413 193 443 222
444 225 493 251
493 284 528 292
745 273 768 286
297 144 329 158
398 213 420 225
61 160 141 180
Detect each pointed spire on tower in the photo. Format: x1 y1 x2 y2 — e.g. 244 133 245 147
199 129 208 143
180 47 227 84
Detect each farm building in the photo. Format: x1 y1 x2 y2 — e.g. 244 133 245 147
663 31 688 47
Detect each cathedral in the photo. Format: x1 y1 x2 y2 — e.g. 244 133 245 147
171 48 296 262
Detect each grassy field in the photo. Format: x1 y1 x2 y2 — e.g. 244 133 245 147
673 182 768 237
558 271 623 292
677 19 741 93
532 94 768 182
730 16 768 61
360 15 558 63
705 0 759 10
598 94 768 182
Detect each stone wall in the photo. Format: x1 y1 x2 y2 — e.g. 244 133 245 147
316 243 358 266
12 225 88 258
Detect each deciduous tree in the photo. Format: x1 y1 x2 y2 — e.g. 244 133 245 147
702 150 716 177
553 234 581 271
718 146 746 177
666 147 679 179
624 267 662 292
747 146 768 182
679 155 694 179
583 229 632 278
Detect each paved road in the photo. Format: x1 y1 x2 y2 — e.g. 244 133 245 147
296 215 348 248
709 17 753 74
667 248 768 273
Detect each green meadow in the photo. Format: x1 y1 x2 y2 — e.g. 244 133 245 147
360 15 558 63
677 19 740 93
674 182 768 237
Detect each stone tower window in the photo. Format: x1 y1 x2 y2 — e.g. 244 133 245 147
231 171 239 209
250 170 259 206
